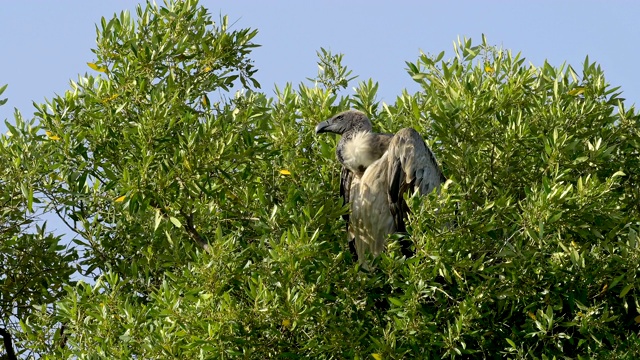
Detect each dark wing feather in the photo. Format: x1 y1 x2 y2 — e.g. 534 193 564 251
339 166 353 223
388 156 412 232
339 166 357 258
387 128 446 233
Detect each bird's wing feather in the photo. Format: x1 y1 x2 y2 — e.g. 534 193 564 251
387 128 446 232
340 166 362 257
339 166 353 224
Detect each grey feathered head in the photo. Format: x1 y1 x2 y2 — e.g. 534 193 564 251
315 110 373 135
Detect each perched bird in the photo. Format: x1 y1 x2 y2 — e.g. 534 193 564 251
315 110 445 268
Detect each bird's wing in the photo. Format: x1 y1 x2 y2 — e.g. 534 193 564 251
339 166 359 257
387 128 446 232
339 166 353 224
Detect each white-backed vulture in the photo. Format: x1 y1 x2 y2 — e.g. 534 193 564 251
315 110 445 268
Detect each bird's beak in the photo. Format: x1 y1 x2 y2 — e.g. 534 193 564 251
315 119 332 134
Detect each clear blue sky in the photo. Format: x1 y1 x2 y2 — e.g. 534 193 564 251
1 1 639 127
1 1 638 238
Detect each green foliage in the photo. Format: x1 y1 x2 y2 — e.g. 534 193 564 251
3 2 640 359
1 91 77 356
385 36 640 357
33 0 265 288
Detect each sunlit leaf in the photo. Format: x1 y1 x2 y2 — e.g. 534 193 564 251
154 209 162 231
165 230 173 245
568 87 585 96
45 130 61 141
87 62 108 73
202 94 210 109
599 284 608 295
169 217 182 228
101 93 119 103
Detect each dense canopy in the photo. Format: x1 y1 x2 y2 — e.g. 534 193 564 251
1 1 639 358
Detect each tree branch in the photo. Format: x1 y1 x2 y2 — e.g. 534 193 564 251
179 209 211 254
0 328 17 360
58 323 67 350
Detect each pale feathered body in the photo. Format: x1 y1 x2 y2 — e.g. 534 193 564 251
342 131 386 172
349 154 395 260
316 110 445 268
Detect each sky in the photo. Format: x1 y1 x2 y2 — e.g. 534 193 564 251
1 1 639 236
1 1 639 127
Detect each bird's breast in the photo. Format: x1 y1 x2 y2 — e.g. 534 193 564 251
342 131 378 174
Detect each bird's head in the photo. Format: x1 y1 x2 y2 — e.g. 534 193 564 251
315 110 373 136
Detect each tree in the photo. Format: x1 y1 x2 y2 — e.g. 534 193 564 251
3 1 640 358
0 83 77 359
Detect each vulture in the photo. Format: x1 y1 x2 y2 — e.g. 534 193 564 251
315 110 445 268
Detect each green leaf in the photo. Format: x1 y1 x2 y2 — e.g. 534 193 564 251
620 283 634 297
20 183 34 213
611 170 626 178
4 120 18 136
388 297 404 307
169 216 182 228
548 212 562 223
0 84 7 106
154 209 162 231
